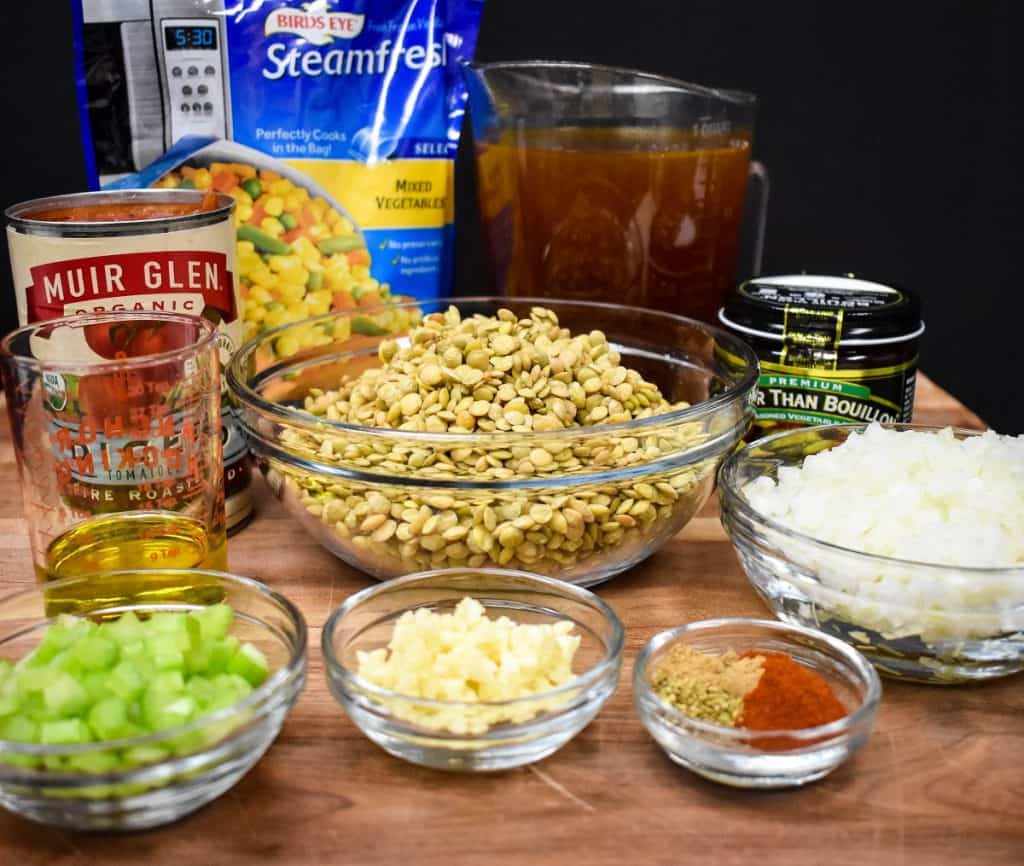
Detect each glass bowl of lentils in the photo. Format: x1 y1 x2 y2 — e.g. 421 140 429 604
228 297 758 585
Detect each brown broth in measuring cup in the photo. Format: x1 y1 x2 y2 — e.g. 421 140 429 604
475 127 751 324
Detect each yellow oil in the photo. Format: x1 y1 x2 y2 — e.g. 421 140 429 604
38 512 228 615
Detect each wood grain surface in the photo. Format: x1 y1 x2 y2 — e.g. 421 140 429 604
1 375 1021 866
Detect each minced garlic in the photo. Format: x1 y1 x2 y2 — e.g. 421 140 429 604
356 597 581 735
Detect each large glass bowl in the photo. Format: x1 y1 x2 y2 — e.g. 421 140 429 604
719 423 1024 683
0 570 306 831
322 567 624 771
228 296 758 585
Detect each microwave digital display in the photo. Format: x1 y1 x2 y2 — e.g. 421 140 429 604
164 25 218 51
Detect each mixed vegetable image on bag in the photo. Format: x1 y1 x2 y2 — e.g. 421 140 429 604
155 162 416 354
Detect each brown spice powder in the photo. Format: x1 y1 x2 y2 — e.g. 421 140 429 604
654 645 765 697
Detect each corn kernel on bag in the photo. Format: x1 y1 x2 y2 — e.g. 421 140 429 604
73 0 485 324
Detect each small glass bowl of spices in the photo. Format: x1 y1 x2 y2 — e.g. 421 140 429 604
633 618 881 788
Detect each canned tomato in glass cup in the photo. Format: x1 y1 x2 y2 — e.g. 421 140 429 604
0 312 225 597
5 190 253 531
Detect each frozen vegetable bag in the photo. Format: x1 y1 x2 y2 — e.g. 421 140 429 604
72 0 485 316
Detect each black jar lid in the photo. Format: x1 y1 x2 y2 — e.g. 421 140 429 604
719 274 924 346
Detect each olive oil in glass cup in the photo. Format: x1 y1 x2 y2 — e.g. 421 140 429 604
1 311 226 606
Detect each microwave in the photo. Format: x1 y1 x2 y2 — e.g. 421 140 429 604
82 0 232 184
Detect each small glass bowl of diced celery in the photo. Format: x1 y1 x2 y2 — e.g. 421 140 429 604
0 569 306 831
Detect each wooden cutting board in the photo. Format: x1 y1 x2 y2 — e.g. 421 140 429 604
1 375 1021 866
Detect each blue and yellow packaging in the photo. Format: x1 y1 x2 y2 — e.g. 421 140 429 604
73 0 485 317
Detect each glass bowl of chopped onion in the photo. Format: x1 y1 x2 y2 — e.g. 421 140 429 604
321 567 624 771
228 296 758 586
0 570 306 831
719 423 1024 683
633 618 881 789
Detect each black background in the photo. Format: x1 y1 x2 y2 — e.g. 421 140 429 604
1 2 1018 429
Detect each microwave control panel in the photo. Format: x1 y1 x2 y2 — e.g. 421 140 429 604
157 18 229 145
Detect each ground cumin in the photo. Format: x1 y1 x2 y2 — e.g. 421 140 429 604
649 645 765 726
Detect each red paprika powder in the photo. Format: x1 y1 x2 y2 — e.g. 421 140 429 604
738 652 846 730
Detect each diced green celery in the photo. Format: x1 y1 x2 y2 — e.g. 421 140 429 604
186 675 217 708
123 743 171 767
207 673 253 711
227 642 269 687
53 649 85 677
184 642 212 675
146 694 197 732
72 635 119 671
17 665 61 693
107 661 145 701
206 636 240 674
46 617 79 643
150 671 186 693
98 610 145 644
43 673 90 718
43 754 68 771
87 697 129 740
46 616 95 651
185 632 237 675
144 634 185 671
191 603 234 641
20 691 58 723
169 727 208 757
120 722 145 739
83 671 113 703
20 642 61 668
1 714 38 743
40 718 91 745
149 611 189 634
143 672 191 730
0 752 41 769
197 715 246 749
66 749 120 774
0 681 20 717
119 640 156 679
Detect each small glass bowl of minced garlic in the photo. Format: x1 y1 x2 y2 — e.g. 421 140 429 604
633 618 881 789
322 567 624 771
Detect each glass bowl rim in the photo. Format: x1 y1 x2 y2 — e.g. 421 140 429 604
322 566 625 715
464 59 757 107
633 617 882 742
227 294 760 446
0 310 218 375
719 422 1024 577
0 569 307 759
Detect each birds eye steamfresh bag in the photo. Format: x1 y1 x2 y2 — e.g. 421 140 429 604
73 0 486 309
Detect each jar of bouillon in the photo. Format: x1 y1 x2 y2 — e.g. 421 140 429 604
718 274 924 439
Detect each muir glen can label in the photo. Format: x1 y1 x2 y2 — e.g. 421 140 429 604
6 190 253 531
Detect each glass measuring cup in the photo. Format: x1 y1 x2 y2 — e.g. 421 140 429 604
463 61 768 324
1 311 226 586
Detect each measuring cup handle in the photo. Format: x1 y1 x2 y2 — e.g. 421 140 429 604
747 160 770 275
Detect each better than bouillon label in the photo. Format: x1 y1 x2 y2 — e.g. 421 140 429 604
755 363 916 426
719 274 924 432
